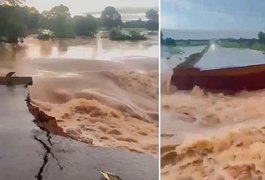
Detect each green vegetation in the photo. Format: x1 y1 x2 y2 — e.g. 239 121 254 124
145 9 158 31
258 32 265 42
219 38 265 51
40 5 75 38
146 9 158 21
0 5 40 43
122 9 158 31
0 1 157 43
1 0 24 6
100 6 122 29
73 15 98 37
37 29 54 40
162 38 176 46
161 38 209 47
109 27 147 41
123 19 158 31
161 31 265 52
161 32 209 47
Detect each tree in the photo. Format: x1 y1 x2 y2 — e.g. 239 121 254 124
39 10 52 29
146 20 158 31
41 4 75 38
0 6 25 43
164 38 176 46
123 19 146 29
19 6 40 33
100 6 121 29
109 27 122 40
109 27 147 41
48 4 71 19
258 32 265 42
73 15 98 37
0 0 24 6
0 4 41 43
145 9 158 31
146 9 158 21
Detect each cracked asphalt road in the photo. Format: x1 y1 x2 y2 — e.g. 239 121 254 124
0 86 158 180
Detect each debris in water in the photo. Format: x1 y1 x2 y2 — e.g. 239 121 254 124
100 171 122 180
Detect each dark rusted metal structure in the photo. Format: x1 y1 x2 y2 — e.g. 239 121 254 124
171 64 265 92
0 72 32 85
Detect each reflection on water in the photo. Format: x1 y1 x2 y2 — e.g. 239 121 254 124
0 36 158 77
0 44 26 71
195 46 265 70
0 36 158 68
22 36 158 60
161 45 265 73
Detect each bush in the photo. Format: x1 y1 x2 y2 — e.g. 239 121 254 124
73 15 98 37
109 27 123 40
162 38 176 46
219 39 265 51
146 20 158 31
109 27 147 41
38 29 54 40
258 32 265 42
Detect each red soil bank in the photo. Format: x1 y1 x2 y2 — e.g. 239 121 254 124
171 64 265 92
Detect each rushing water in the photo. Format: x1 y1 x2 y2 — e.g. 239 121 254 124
195 46 265 70
0 35 159 157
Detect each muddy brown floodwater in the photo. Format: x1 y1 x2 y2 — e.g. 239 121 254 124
0 86 158 180
0 36 158 179
1 37 158 155
161 68 265 179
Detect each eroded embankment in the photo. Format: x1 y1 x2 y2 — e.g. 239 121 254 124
27 70 158 157
26 94 67 138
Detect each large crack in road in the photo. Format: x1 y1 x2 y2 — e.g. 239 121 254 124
26 93 64 180
0 86 158 180
33 135 50 180
33 132 63 180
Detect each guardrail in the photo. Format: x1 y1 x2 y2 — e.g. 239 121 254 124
0 72 32 85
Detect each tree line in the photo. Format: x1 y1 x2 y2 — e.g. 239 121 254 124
0 1 159 43
161 31 265 49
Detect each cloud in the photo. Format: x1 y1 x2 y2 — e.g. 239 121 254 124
161 0 238 30
162 0 193 10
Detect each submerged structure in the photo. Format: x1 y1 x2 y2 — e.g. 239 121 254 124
0 72 32 85
171 46 265 92
171 65 265 92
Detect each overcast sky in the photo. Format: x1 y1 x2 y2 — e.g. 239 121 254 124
26 0 158 15
161 0 265 31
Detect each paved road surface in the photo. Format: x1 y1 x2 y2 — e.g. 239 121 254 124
0 86 158 180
